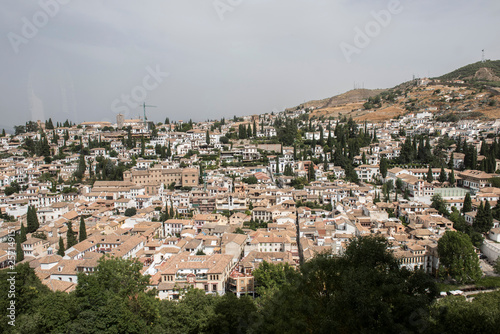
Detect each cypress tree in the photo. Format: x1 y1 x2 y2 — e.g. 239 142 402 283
57 237 65 257
462 193 472 214
20 222 27 243
439 167 447 183
485 200 493 231
448 152 454 169
66 222 77 248
26 205 39 233
79 216 87 242
448 169 455 185
426 166 434 183
16 238 24 262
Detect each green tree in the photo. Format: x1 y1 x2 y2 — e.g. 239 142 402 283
429 290 500 333
426 165 434 182
79 216 87 242
462 192 472 214
448 152 454 169
75 153 86 180
66 222 78 249
448 168 456 185
439 167 447 183
206 130 210 145
474 200 493 233
57 237 65 257
307 163 315 182
431 193 449 217
253 235 438 333
19 222 27 243
380 157 388 179
207 293 256 334
438 231 481 283
70 256 158 333
253 261 297 298
26 205 40 233
16 238 24 262
125 207 137 217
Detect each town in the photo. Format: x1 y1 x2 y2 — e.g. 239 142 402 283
1 78 500 303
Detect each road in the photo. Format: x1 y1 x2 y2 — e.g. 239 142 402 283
480 259 498 277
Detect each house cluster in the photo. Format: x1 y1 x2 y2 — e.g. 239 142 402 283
1 111 500 298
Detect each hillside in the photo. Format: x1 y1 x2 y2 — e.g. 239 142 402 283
287 60 500 122
435 60 500 83
299 89 386 110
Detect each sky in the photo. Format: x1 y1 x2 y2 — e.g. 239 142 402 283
0 0 499 131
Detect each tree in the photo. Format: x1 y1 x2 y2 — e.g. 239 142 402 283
429 290 500 334
75 153 86 180
474 200 493 234
307 163 315 182
448 168 456 185
125 207 137 217
439 167 447 183
26 205 40 233
79 216 87 242
242 175 258 185
431 194 449 217
448 152 454 169
4 181 21 196
252 261 297 297
438 231 481 283
66 222 78 249
380 157 388 179
207 293 256 334
462 192 472 214
140 136 145 157
395 178 403 192
206 130 210 145
19 222 27 243
70 256 158 333
253 235 438 333
495 257 500 275
426 165 434 183
16 238 24 262
57 237 65 257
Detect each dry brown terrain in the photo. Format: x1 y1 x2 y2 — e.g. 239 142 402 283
290 83 500 122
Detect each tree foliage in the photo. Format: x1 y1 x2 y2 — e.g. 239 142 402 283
438 231 481 283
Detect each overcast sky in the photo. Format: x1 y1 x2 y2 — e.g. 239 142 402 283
0 0 499 130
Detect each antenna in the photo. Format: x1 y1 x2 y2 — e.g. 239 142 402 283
141 102 157 127
482 49 485 63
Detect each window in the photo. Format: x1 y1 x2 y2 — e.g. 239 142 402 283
212 284 217 292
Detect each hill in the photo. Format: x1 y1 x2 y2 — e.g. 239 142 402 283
286 60 500 122
435 60 500 84
299 89 386 110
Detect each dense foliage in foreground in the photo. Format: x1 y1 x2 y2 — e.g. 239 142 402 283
1 236 500 333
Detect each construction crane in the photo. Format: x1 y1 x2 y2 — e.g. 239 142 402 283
141 102 156 129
